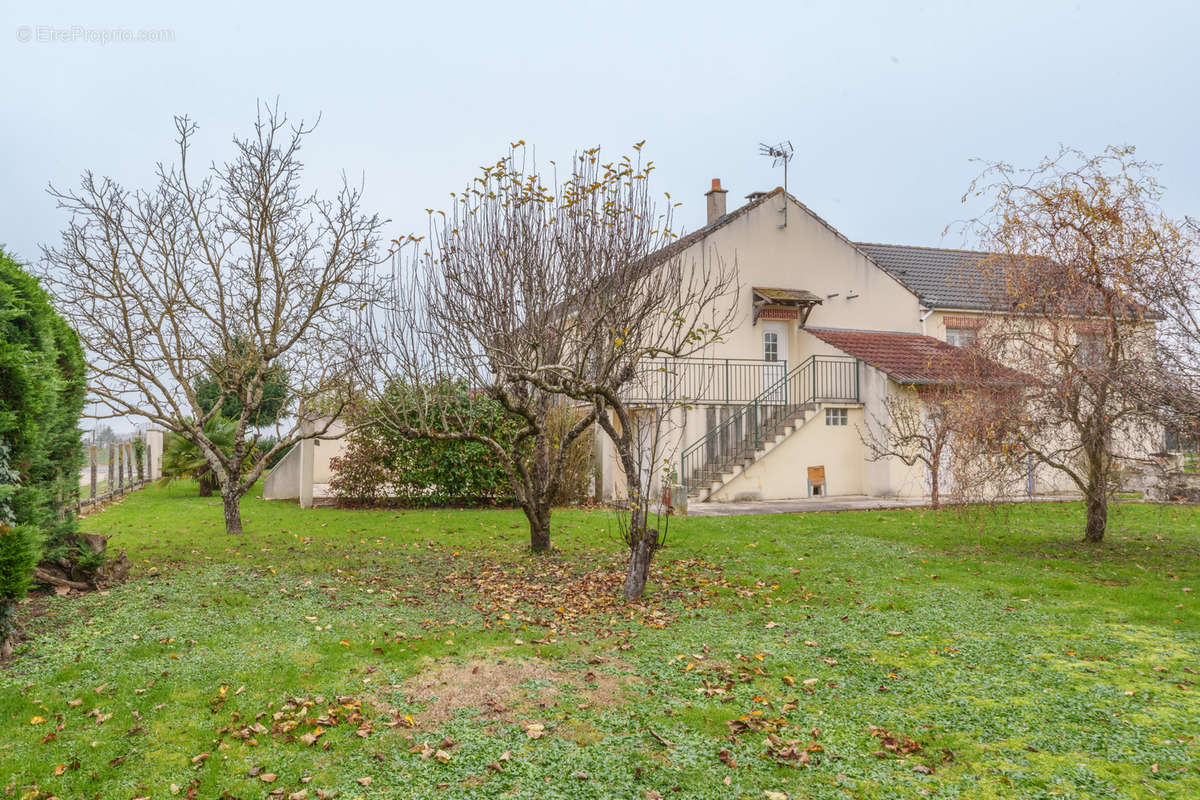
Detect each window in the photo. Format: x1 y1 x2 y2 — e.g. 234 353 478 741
763 331 778 362
945 327 977 348
825 407 848 426
1077 331 1107 367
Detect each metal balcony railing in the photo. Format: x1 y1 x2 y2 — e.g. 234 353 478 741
679 355 860 494
621 357 790 405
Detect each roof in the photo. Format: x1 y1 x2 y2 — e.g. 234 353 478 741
806 327 1028 386
753 287 822 304
640 189 782 271
854 243 1004 311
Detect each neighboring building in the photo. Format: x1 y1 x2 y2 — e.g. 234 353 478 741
263 416 346 507
593 180 1157 506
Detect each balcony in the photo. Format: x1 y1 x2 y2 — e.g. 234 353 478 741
621 357 793 405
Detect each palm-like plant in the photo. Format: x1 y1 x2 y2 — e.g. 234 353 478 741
159 419 235 497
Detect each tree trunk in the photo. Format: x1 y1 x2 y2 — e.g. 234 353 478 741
522 500 552 553
623 526 658 601
198 472 215 497
929 464 940 510
221 484 244 534
1084 489 1107 543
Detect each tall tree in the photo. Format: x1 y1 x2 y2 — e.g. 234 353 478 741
360 145 603 553
42 104 384 533
361 143 736 594
964 145 1181 542
194 337 289 427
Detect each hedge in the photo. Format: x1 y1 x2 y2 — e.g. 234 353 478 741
0 249 86 649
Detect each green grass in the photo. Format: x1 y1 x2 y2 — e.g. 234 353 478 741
2 482 1198 799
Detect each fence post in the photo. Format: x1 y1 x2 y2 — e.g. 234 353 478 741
107 445 115 498
752 399 759 451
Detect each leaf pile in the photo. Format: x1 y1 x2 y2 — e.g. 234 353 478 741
218 694 372 749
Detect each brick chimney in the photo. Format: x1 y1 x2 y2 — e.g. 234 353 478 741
705 178 728 225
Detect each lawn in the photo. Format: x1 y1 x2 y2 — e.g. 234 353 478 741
2 484 1198 800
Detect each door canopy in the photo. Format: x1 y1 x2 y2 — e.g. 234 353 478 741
752 286 823 327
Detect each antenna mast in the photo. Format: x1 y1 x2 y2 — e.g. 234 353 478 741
759 140 794 228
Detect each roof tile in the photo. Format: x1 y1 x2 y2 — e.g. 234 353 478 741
806 327 1027 386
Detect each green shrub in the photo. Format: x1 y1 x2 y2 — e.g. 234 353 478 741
329 384 594 508
0 249 86 632
0 444 39 647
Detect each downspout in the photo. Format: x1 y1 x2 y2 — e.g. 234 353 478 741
920 303 936 336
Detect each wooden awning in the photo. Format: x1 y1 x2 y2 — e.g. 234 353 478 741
752 286 822 326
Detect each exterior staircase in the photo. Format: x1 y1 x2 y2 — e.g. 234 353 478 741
680 355 860 501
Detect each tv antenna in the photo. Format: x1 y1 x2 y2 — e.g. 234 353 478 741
759 140 794 228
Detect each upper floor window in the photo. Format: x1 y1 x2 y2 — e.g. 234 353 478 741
763 331 779 362
946 327 978 348
1077 331 1108 367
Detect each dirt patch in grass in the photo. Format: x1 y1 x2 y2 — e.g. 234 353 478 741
398 657 632 726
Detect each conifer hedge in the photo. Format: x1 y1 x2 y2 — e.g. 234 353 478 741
0 249 86 653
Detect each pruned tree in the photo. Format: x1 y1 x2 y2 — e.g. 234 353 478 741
1151 215 1200 429
860 387 956 509
41 103 384 533
962 145 1181 542
359 145 601 553
860 367 1028 510
359 143 736 583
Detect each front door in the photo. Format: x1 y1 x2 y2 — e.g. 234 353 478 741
762 322 788 402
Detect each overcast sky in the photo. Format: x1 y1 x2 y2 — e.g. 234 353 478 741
3 0 1198 270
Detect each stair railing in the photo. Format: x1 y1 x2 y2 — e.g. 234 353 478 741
679 355 859 493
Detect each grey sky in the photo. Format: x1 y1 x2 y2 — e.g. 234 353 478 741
2 0 1197 269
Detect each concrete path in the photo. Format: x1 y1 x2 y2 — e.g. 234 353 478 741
683 493 1080 517
683 494 927 516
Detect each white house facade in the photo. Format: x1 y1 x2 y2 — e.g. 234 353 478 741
593 180 1140 507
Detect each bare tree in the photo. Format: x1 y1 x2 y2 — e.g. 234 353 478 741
963 145 1180 542
860 387 955 509
509 151 738 600
359 143 736 584
860 366 1028 510
1152 215 1200 425
41 104 384 533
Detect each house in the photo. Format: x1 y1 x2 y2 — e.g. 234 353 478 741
268 178 1159 508
593 179 1150 506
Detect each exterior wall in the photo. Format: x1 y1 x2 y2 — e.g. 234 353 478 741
261 417 347 502
594 405 689 503
596 194 925 503
709 404 867 501
144 429 165 481
312 420 346 483
263 444 302 500
686 195 923 370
